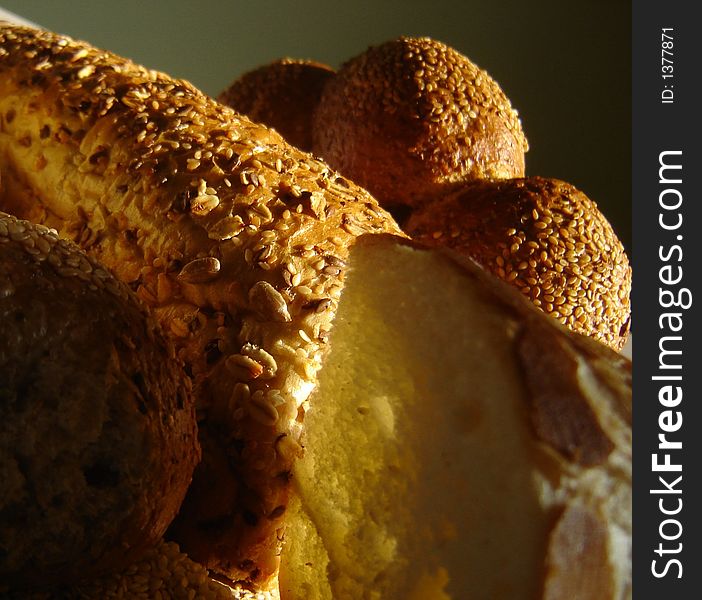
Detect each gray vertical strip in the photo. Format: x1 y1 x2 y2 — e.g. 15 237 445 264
633 1 700 596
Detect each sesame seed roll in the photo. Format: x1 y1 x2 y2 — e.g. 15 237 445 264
405 177 632 350
312 36 529 216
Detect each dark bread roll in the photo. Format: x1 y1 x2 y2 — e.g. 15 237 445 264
0 211 200 591
218 58 335 152
405 177 631 350
312 36 528 217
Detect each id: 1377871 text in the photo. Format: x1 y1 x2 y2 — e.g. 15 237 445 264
661 28 674 104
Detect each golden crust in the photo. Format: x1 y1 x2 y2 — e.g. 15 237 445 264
405 177 631 350
218 58 335 152
6 539 263 599
0 211 199 592
312 36 528 213
0 24 401 590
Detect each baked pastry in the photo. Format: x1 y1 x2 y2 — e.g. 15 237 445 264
218 58 335 152
405 177 631 350
7 540 266 600
0 211 199 591
279 234 632 600
311 36 528 218
0 23 400 591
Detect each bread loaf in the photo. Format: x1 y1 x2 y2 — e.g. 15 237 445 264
279 234 632 600
0 211 199 591
405 177 632 350
311 36 528 219
0 23 401 591
218 59 335 152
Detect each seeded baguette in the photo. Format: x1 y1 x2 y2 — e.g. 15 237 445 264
0 211 199 592
0 24 401 592
218 58 335 152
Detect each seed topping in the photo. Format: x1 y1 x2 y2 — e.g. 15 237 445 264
177 257 221 284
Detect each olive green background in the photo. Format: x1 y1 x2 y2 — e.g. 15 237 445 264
2 0 631 250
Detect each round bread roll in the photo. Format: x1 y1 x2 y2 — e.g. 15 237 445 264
404 177 631 350
0 211 200 591
312 36 528 218
218 58 335 152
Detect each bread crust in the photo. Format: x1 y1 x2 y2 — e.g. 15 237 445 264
0 211 199 591
0 24 400 590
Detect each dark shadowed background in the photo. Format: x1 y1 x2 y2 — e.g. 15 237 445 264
2 0 631 251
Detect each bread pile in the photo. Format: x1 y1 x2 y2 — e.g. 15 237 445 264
221 37 631 351
0 23 631 599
